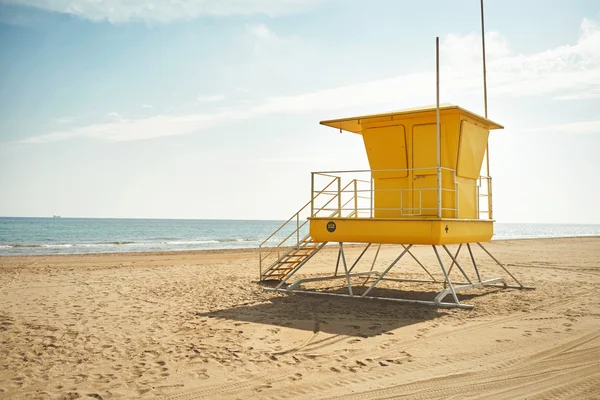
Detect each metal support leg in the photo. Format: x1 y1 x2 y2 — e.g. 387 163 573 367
476 242 525 288
333 247 341 277
402 244 438 282
433 245 460 305
262 241 533 310
444 243 462 279
339 243 353 296
369 244 381 273
287 271 381 290
467 243 482 282
362 244 382 286
442 245 472 285
348 243 372 274
362 245 413 297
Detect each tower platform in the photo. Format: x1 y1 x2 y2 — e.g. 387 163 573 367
309 217 493 245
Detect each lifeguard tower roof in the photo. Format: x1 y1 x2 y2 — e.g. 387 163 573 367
320 105 503 134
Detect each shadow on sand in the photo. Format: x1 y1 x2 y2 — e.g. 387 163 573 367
195 282 486 338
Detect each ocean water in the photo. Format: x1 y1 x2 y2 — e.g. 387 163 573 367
0 217 599 256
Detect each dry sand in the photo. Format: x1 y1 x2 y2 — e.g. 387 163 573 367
1 237 599 399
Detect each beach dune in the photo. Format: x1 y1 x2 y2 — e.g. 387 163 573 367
0 237 599 399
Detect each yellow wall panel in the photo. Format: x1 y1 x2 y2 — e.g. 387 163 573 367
362 124 408 179
457 120 489 179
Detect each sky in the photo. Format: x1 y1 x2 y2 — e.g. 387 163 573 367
0 0 599 223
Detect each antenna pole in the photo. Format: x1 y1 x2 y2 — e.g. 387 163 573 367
436 37 442 218
481 0 493 219
481 0 488 119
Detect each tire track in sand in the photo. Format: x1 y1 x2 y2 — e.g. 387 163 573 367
161 291 596 400
322 331 600 400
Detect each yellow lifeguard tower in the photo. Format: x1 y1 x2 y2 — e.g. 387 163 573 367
258 104 533 308
258 34 534 308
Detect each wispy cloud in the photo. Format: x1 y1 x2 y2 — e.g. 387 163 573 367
196 94 226 103
55 116 76 124
23 18 600 144
244 23 292 52
520 120 600 135
141 104 153 109
250 18 600 111
246 23 279 41
252 156 326 164
2 0 322 23
22 112 233 143
107 112 129 123
553 88 600 101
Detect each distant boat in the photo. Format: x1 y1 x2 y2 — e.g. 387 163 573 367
53 215 61 218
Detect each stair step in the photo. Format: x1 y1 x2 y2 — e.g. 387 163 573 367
287 252 314 257
279 260 303 264
299 247 318 251
268 273 290 278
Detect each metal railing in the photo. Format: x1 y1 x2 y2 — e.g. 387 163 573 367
310 167 461 219
260 167 494 276
259 175 370 275
258 174 340 276
477 175 493 220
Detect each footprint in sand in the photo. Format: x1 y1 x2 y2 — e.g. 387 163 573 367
191 369 209 379
289 373 303 381
385 359 404 365
254 384 272 393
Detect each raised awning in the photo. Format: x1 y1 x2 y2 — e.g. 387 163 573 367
319 105 504 134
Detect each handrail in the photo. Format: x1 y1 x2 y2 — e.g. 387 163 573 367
311 179 357 218
261 187 361 276
259 175 338 248
259 174 343 275
477 175 493 220
261 233 312 277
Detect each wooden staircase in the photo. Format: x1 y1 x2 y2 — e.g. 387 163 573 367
260 235 327 281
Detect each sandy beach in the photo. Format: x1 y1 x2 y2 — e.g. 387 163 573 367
1 237 599 399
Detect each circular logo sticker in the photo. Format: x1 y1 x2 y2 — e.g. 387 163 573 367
326 221 336 233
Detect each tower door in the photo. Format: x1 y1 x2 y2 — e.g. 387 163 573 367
411 124 438 216
362 124 409 218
